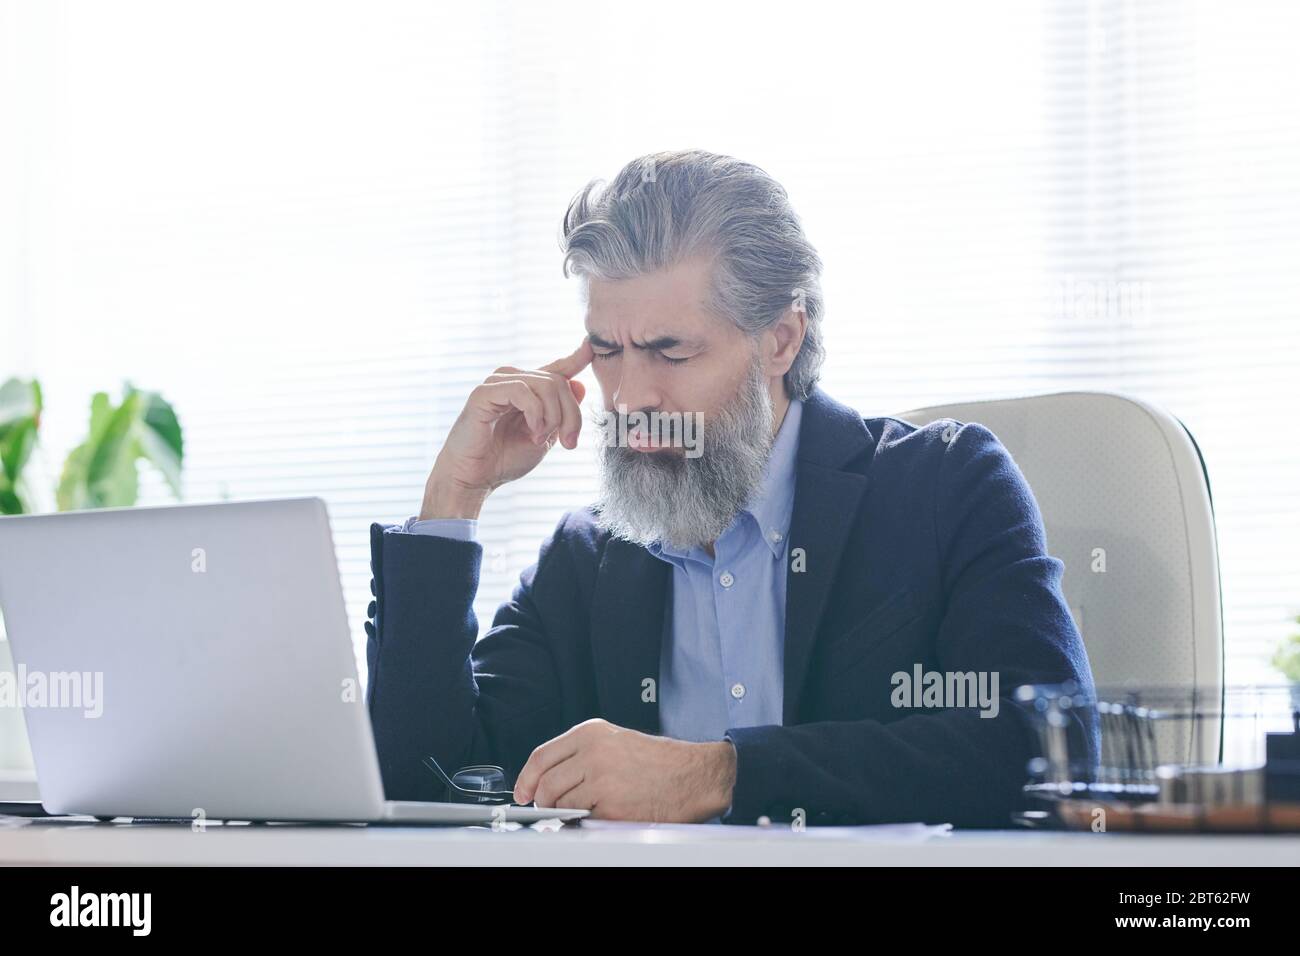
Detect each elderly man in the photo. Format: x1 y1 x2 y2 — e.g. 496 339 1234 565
365 149 1097 827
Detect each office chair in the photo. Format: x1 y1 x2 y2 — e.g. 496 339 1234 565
892 391 1225 765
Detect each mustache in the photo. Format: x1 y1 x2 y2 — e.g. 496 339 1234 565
589 405 706 457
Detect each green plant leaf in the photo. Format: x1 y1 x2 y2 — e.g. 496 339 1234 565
57 385 184 511
134 390 183 496
85 391 141 492
87 391 111 440
0 419 37 482
56 441 92 511
0 377 40 426
90 438 141 508
0 485 22 515
0 377 42 513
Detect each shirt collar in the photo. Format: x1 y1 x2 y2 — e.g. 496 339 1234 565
649 397 803 564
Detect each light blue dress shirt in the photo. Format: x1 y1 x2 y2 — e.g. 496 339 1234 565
399 398 803 820
645 397 801 745
399 514 478 540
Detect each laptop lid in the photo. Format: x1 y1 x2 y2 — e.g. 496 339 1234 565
0 497 388 821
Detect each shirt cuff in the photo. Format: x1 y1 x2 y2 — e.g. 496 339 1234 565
398 514 478 542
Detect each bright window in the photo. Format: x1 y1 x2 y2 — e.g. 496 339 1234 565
1 0 1296 735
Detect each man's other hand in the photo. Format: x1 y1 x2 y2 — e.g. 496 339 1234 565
512 718 737 823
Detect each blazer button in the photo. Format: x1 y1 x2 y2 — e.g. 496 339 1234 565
364 621 376 639
367 600 377 619
369 579 376 596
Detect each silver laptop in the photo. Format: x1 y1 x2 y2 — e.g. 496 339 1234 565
0 497 587 825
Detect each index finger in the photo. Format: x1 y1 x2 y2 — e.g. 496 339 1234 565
540 338 593 379
514 729 582 802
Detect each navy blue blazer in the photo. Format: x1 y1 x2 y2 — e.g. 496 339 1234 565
365 387 1098 827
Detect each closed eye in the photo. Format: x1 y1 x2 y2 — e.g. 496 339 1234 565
590 345 691 365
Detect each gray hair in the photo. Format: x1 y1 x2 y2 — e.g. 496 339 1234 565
559 149 826 400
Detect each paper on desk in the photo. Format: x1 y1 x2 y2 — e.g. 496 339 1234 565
574 820 952 840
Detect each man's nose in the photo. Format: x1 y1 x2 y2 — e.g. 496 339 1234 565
611 356 662 413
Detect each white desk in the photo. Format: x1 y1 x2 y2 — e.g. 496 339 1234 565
1 817 1296 866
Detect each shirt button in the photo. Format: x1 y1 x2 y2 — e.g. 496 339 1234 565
730 682 746 700
719 571 735 588
769 530 783 543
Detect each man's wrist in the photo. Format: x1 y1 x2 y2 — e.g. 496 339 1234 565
420 477 489 521
693 740 737 821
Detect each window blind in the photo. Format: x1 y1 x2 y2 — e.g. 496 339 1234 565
1 0 1296 762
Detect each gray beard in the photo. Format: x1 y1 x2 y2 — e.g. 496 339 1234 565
593 355 775 551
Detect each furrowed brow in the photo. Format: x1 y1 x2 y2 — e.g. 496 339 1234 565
631 335 700 352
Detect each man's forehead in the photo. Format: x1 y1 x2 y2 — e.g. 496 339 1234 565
583 256 722 335
583 292 722 344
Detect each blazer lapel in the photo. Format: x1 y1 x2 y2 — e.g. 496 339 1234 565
589 536 670 734
781 390 877 725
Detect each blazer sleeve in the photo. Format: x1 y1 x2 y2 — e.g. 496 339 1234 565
722 421 1100 827
364 519 571 801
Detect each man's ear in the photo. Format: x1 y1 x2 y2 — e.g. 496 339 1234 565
764 306 807 378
